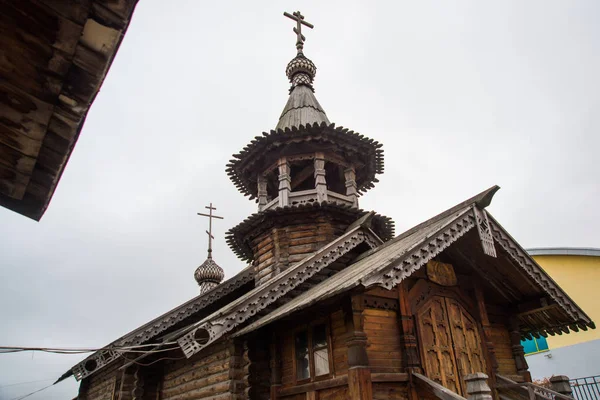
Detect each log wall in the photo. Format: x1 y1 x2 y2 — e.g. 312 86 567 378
160 341 244 400
363 308 403 373
250 215 348 285
78 361 121 400
372 383 409 400
489 323 518 376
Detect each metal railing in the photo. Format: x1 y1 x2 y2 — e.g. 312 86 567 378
570 376 600 400
496 374 575 400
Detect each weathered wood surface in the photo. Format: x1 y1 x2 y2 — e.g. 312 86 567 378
0 0 137 219
250 214 348 285
363 308 403 373
161 342 240 400
413 372 467 400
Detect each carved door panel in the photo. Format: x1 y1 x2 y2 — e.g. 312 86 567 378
417 295 487 396
445 297 487 393
417 296 462 394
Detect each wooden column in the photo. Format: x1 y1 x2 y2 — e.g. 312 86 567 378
345 295 373 400
258 174 268 211
397 282 422 372
278 157 291 207
474 282 498 378
508 318 532 382
344 167 358 208
314 152 327 203
270 333 282 400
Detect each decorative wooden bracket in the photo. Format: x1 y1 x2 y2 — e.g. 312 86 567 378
473 206 496 258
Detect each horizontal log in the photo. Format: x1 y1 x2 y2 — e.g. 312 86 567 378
371 373 409 382
279 375 348 396
161 380 231 400
162 370 230 397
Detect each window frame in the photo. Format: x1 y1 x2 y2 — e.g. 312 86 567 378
292 318 334 384
521 336 550 356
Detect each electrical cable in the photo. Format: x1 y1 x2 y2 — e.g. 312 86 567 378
0 342 178 355
9 383 54 400
0 379 53 388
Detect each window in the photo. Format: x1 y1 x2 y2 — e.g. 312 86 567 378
294 323 331 382
521 336 549 355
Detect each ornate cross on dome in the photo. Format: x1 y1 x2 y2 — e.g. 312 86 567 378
197 203 223 259
284 11 314 54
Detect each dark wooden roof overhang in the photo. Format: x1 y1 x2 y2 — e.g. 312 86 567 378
485 215 595 339
226 201 395 262
226 121 384 200
0 0 138 220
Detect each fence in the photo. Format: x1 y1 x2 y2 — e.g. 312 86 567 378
570 376 600 400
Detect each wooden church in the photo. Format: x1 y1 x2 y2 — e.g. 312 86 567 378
61 11 594 400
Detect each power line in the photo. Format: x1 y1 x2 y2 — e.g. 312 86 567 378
0 379 53 389
9 383 54 400
0 342 178 356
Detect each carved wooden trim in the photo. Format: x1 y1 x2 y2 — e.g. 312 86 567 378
488 217 591 326
72 269 254 381
278 157 291 207
178 228 378 358
362 209 476 290
473 206 497 257
363 295 399 311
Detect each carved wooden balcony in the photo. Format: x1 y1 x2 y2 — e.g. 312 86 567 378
260 188 357 211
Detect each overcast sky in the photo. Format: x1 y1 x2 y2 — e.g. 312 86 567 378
1 1 599 398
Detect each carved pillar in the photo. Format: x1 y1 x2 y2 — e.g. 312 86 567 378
474 283 498 378
465 373 493 400
314 152 328 203
270 333 282 400
278 157 291 208
345 296 373 400
549 375 573 397
344 167 358 208
397 282 422 373
509 318 532 382
258 174 268 211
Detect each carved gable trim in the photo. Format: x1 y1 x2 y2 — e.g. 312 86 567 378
473 206 497 257
488 217 591 325
177 228 381 358
71 268 254 381
362 209 476 290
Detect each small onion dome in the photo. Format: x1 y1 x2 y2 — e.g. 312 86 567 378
194 257 224 294
286 54 316 91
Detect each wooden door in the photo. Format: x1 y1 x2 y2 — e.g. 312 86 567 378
417 295 487 395
417 296 462 394
445 297 487 391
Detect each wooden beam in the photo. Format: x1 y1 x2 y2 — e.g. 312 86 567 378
345 295 373 400
412 373 467 400
397 281 422 373
474 281 499 378
290 162 314 190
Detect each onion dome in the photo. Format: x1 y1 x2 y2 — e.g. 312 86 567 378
194 256 224 294
286 54 316 91
276 54 329 131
